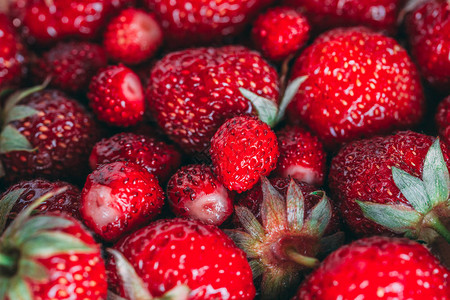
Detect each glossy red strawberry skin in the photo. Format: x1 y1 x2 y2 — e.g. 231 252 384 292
329 131 450 236
287 27 424 149
89 132 181 183
436 96 450 146
295 236 450 299
147 46 279 152
107 218 255 299
275 126 326 186
252 7 310 62
211 115 279 193
33 41 107 94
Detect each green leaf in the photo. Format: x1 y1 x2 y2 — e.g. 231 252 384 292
276 76 307 123
4 105 39 124
422 139 450 207
392 166 431 214
7 277 32 300
234 206 265 242
0 188 25 232
239 88 279 127
0 125 34 154
303 191 331 237
261 177 288 234
19 259 47 281
224 230 261 259
286 179 304 233
3 78 51 114
15 216 75 244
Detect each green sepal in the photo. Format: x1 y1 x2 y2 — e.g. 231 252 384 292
107 291 127 300
224 230 261 259
160 285 190 300
234 206 265 241
0 125 34 154
3 78 51 114
4 105 39 124
0 162 5 178
19 259 47 281
303 191 331 237
0 188 25 232
261 177 288 234
0 279 8 300
239 88 278 127
276 76 307 124
318 231 345 257
261 270 298 300
249 260 264 279
286 178 305 233
14 216 75 245
7 277 32 300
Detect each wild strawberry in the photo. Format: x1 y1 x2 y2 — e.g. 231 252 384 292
329 131 450 243
275 126 326 186
107 218 256 299
167 164 233 226
88 65 145 127
0 188 108 299
89 132 181 183
287 27 424 149
436 96 450 146
0 83 99 183
80 161 164 242
210 115 279 193
104 8 163 65
295 236 450 299
252 7 310 62
32 41 107 94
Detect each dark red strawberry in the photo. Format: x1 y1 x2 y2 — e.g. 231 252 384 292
210 115 279 192
81 161 164 242
436 96 450 146
104 8 163 65
88 65 145 127
0 188 108 299
167 164 233 226
107 218 255 299
252 7 310 62
89 132 181 183
147 46 279 152
287 27 424 149
295 236 450 299
32 41 107 94
329 131 450 243
275 126 326 186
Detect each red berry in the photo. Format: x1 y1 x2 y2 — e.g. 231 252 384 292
436 96 450 146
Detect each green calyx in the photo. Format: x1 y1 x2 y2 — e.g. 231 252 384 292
357 138 450 244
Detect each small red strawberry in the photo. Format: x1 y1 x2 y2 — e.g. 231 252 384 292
32 41 107 94
252 7 310 62
0 188 108 299
107 218 256 299
88 65 145 127
146 46 279 152
295 236 450 299
275 126 326 186
210 115 279 193
167 164 233 226
81 161 164 242
287 27 424 149
329 131 450 243
436 96 450 146
104 8 163 65
89 132 181 183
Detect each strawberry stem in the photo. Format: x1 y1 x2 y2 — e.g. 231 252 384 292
427 215 450 244
285 248 319 268
0 253 14 270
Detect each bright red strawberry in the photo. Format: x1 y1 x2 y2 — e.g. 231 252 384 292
295 236 450 299
104 8 163 65
167 164 233 226
405 0 450 92
275 126 326 186
436 96 450 146
147 46 279 152
329 131 450 243
252 7 310 62
0 189 108 299
89 132 181 183
0 84 99 183
88 65 145 127
210 115 279 192
81 161 164 242
287 27 424 149
107 218 256 299
32 41 107 94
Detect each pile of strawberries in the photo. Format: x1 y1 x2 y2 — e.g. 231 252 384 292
0 0 449 299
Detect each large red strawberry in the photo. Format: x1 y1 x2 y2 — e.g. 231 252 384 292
146 46 279 152
329 131 450 243
295 236 450 299
107 218 256 299
0 188 108 299
287 27 424 149
210 115 279 193
436 96 450 146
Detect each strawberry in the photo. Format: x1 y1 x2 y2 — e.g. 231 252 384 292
107 218 256 299
405 0 450 92
147 46 279 152
0 83 99 183
210 115 279 193
32 41 107 94
104 8 163 65
88 65 145 127
275 126 326 186
436 96 450 146
167 164 233 226
329 131 450 243
295 236 450 299
287 27 424 149
252 7 310 62
0 188 108 299
81 161 164 242
89 132 181 183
